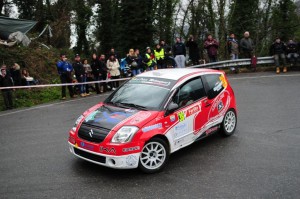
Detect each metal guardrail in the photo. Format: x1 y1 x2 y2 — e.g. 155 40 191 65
190 56 275 69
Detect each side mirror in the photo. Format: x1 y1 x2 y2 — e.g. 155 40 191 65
166 102 179 114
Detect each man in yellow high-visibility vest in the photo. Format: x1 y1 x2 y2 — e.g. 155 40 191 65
154 44 165 69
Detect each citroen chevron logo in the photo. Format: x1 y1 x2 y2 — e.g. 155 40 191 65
89 129 94 137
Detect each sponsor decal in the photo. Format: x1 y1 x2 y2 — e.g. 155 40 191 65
218 101 224 112
126 155 138 166
212 93 225 111
177 101 202 122
213 81 223 92
85 110 100 122
99 146 116 154
170 115 176 122
174 122 188 138
129 112 151 124
122 146 140 152
142 123 162 132
219 74 228 88
206 126 219 135
80 141 94 150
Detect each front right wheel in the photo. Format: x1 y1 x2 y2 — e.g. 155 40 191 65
139 137 169 173
220 109 237 137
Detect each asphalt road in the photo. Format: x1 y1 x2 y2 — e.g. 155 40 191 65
0 72 300 199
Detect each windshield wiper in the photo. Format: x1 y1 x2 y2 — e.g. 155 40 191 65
118 102 148 110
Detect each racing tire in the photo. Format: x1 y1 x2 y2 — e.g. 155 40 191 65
139 137 169 174
220 109 237 137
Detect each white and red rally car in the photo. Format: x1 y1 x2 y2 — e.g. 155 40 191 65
68 68 237 173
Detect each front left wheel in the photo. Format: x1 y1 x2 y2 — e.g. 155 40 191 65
139 137 169 173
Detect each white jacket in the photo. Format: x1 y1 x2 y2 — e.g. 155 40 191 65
107 59 120 76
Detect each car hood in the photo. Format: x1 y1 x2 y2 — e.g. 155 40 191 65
82 104 159 130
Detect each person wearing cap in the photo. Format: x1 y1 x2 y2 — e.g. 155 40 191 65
73 54 86 97
144 47 155 71
270 37 287 74
172 37 186 68
56 53 76 100
0 65 14 110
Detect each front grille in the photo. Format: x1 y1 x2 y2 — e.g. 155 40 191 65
74 147 106 164
78 123 111 143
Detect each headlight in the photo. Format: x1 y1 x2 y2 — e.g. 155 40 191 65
111 126 139 143
72 115 84 131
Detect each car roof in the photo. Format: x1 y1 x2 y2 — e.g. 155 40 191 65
137 68 219 81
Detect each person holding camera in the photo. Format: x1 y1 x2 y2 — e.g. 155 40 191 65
186 35 200 65
204 34 219 63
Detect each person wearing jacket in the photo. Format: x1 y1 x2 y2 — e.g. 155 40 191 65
73 54 86 97
154 44 165 69
204 34 219 63
0 66 14 110
186 35 200 65
270 37 287 74
227 33 239 73
240 31 254 58
107 54 120 90
144 47 155 71
172 37 186 68
286 39 299 66
91 53 104 94
56 53 75 100
126 49 139 76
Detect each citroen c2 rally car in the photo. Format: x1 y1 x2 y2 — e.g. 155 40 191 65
68 68 237 173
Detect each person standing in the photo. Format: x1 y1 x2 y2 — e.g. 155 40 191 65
82 59 92 95
270 37 287 74
135 48 144 73
186 35 200 65
73 54 86 97
160 39 176 67
173 37 186 68
240 31 254 58
0 66 14 110
227 33 239 72
144 47 155 71
91 53 102 94
204 34 219 63
10 63 22 86
99 54 108 92
107 54 120 91
154 44 165 69
56 54 75 100
126 49 139 76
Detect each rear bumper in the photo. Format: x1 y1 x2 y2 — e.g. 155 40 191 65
68 142 140 169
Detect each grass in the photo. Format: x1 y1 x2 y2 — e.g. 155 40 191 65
0 87 61 111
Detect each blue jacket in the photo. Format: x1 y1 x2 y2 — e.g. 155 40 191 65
57 60 73 75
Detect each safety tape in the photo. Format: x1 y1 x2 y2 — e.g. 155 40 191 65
0 77 131 90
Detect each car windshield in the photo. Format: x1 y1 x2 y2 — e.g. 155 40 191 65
106 83 170 110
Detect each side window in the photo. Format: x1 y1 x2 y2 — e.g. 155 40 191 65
172 77 206 109
204 74 225 99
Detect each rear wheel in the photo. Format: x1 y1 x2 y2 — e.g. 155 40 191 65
139 137 169 173
220 109 237 137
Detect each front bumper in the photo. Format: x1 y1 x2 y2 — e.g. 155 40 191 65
68 142 140 169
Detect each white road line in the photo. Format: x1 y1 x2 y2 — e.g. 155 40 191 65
229 73 300 80
0 93 110 117
1 73 299 117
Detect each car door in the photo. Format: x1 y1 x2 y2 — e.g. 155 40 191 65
165 77 208 150
202 73 231 129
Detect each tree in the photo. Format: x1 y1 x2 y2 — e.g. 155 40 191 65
228 0 259 38
13 0 36 19
73 0 92 55
271 0 299 41
118 0 154 55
